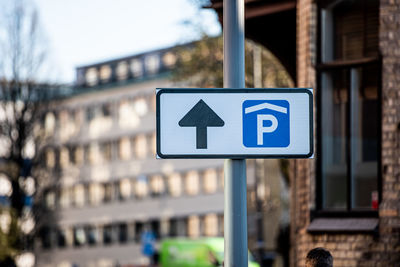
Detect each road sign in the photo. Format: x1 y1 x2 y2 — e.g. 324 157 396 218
141 230 155 257
156 88 313 159
243 100 290 148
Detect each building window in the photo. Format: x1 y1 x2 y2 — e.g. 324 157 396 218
150 133 157 156
59 110 75 141
74 227 86 247
204 214 218 236
59 188 71 208
135 176 149 199
40 227 52 249
89 183 104 205
86 226 99 245
103 183 114 203
45 191 56 209
320 0 379 62
65 228 74 247
116 61 129 80
102 104 111 117
144 54 160 74
88 142 111 164
150 94 156 113
87 104 111 123
169 218 187 237
188 216 200 238
119 137 131 160
99 65 112 82
119 179 131 200
119 99 140 129
86 106 95 122
150 175 165 196
74 184 86 207
118 223 128 243
160 219 169 237
150 220 160 240
74 108 84 129
218 214 224 235
168 173 182 197
60 147 69 169
134 134 148 159
85 67 98 86
130 58 143 77
133 97 148 117
57 229 67 248
162 52 177 68
74 146 84 166
76 68 85 86
185 171 199 196
317 0 379 212
44 112 55 136
218 169 224 190
100 142 112 162
88 143 99 164
46 148 55 169
203 169 218 194
169 219 177 237
69 146 76 165
134 222 143 242
84 145 90 163
103 225 113 245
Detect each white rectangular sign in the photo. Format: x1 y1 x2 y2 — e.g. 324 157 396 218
156 88 313 158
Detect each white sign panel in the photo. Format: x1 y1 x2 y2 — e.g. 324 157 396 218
156 88 313 158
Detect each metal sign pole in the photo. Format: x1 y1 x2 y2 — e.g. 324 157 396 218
223 0 247 266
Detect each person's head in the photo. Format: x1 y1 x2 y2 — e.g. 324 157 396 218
305 247 333 267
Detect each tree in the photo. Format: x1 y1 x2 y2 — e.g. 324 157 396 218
171 34 293 88
0 0 55 263
172 35 224 87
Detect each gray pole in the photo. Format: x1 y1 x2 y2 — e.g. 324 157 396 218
252 42 265 264
223 0 247 267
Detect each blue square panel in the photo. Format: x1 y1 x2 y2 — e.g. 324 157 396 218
243 100 290 147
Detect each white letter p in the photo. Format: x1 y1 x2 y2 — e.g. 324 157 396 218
257 114 278 145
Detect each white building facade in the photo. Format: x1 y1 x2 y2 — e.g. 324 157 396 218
35 47 226 267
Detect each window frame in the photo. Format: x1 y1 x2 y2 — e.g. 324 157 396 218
314 0 382 218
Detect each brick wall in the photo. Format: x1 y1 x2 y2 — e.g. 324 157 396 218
291 0 400 266
292 0 315 266
378 0 400 264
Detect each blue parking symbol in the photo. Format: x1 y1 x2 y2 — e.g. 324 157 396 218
243 100 290 147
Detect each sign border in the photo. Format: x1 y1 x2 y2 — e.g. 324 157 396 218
156 88 313 159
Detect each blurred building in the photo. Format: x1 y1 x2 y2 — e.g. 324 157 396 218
33 41 291 267
211 0 400 266
34 47 228 267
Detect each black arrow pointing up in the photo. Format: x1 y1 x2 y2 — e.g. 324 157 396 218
179 99 224 149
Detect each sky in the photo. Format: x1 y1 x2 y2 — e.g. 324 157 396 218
32 0 221 83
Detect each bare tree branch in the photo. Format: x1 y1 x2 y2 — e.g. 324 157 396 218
0 0 58 262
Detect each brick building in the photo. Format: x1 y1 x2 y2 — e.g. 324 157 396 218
293 0 400 266
210 0 400 266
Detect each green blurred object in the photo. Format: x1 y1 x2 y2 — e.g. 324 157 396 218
160 237 260 267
